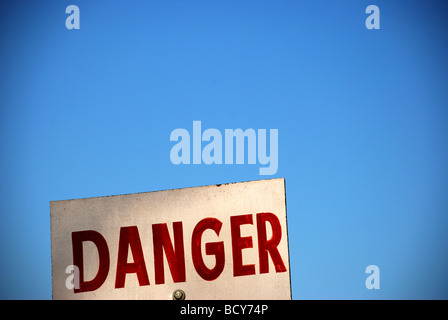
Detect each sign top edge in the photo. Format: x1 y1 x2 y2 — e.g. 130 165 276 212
49 177 285 204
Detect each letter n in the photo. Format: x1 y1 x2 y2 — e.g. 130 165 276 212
152 222 186 284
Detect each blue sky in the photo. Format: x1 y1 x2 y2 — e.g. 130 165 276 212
1 0 447 299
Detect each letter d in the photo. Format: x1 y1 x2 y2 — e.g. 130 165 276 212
72 230 110 293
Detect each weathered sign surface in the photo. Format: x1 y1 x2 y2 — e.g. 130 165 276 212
51 178 291 299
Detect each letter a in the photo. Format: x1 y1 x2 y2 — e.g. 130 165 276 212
65 265 80 290
365 5 380 30
66 5 80 30
170 128 191 164
365 265 380 289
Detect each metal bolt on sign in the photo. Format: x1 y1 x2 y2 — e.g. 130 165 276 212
173 289 186 300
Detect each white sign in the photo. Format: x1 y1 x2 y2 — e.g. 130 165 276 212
51 178 291 299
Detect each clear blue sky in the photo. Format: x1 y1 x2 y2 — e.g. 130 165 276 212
1 0 447 299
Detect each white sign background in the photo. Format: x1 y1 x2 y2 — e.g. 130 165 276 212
51 178 291 299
